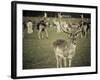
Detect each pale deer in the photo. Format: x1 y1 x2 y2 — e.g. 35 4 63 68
53 25 81 68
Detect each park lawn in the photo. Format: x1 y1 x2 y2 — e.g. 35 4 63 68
23 27 91 69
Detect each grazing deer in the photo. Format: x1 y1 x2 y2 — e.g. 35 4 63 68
53 26 81 68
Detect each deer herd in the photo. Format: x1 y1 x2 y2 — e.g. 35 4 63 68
24 13 90 68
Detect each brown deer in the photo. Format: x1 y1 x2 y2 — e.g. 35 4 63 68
53 25 82 68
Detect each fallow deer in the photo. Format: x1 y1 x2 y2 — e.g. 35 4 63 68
53 25 81 68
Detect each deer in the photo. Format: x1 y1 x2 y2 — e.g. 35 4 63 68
52 25 82 68
80 21 90 38
79 15 91 38
37 17 49 39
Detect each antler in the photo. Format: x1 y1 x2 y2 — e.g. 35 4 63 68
60 25 71 35
75 28 82 36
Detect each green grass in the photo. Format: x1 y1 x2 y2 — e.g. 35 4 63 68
23 27 91 69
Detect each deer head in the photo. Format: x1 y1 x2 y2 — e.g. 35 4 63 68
61 24 82 44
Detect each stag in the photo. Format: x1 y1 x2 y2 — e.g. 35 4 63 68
53 26 81 68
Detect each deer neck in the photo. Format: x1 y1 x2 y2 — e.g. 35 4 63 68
69 38 77 47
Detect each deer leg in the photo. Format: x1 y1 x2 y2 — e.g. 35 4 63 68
41 32 44 39
56 56 59 68
38 27 42 39
85 25 88 38
38 31 41 39
85 28 89 38
59 57 62 68
45 29 48 39
68 59 72 67
64 57 67 67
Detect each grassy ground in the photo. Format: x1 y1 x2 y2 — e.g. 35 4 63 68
23 27 91 69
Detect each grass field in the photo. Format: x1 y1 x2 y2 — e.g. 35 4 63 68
23 27 91 69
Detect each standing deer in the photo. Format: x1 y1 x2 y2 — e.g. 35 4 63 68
80 21 90 38
37 12 49 39
37 18 48 39
26 20 33 34
79 14 91 38
53 26 81 68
